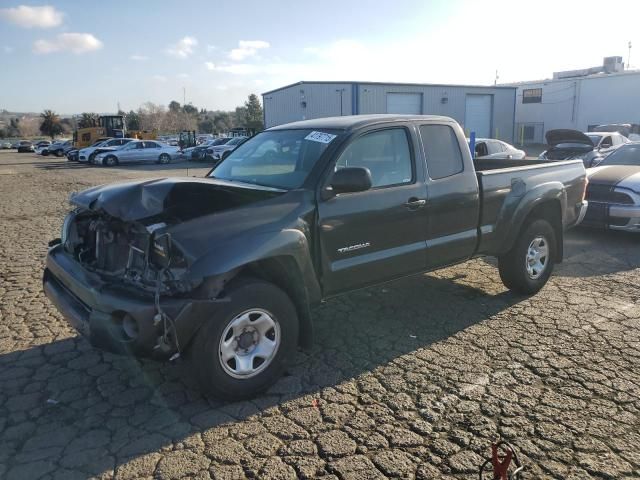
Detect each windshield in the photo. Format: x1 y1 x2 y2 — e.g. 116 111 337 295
209 129 339 189
599 144 640 166
587 135 601 145
213 137 231 145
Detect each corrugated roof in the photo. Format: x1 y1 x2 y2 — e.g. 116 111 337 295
262 80 516 96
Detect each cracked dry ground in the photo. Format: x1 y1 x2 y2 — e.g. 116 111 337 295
1 151 639 480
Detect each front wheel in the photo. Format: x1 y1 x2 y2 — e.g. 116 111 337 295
158 153 171 164
103 155 118 167
189 279 298 400
55 149 64 157
498 219 556 294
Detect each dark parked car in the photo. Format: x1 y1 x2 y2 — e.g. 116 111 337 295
17 140 35 153
48 140 74 157
582 142 640 232
43 114 587 399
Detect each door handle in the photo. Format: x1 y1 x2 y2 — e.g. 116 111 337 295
405 198 426 209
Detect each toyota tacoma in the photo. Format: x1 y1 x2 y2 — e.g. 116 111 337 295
44 115 588 399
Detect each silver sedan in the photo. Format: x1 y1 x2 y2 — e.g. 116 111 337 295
95 140 180 167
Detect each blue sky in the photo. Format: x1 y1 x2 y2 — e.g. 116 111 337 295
1 1 638 113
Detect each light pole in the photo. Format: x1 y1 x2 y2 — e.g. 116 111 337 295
336 88 345 116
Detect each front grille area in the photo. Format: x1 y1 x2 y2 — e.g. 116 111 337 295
586 183 612 202
586 184 634 204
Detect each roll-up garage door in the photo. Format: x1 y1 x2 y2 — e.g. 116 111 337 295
387 93 422 114
465 94 492 138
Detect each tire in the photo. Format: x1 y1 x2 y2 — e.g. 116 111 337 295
88 153 97 164
103 155 118 167
498 218 556 295
55 149 64 157
189 279 298 400
41 150 49 157
158 153 171 164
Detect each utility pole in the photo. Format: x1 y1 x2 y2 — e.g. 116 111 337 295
628 41 632 70
183 86 186 105
494 69 499 85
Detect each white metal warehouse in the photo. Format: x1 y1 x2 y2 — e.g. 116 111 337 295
262 81 517 142
508 56 640 144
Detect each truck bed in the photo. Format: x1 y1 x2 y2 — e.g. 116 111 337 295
473 158 587 257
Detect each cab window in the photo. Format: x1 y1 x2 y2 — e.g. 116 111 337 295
335 128 413 188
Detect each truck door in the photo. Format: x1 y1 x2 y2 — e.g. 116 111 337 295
317 126 428 295
418 123 480 268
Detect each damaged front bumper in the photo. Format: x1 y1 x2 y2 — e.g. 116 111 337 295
43 243 222 359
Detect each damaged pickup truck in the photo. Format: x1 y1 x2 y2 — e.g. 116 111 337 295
44 114 588 399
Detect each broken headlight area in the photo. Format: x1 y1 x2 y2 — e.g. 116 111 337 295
62 210 195 294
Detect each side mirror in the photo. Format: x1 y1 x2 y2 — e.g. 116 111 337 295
330 167 372 195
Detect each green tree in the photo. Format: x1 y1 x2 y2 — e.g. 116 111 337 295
125 110 140 130
212 111 234 134
39 110 63 139
244 93 263 133
182 103 198 115
168 100 181 113
198 118 214 134
78 112 99 128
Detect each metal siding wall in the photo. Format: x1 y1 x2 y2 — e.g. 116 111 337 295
358 84 515 141
514 72 640 139
263 83 353 127
576 74 640 130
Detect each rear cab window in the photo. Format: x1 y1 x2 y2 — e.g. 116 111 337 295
419 125 464 179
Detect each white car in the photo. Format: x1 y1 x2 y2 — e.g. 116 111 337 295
472 138 526 160
95 140 180 166
78 138 134 163
585 132 629 157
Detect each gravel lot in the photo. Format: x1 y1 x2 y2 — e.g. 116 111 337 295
1 150 639 480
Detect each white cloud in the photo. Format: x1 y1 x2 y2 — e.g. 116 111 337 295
130 54 148 61
3 46 14 54
204 61 215 71
177 73 189 79
206 44 217 52
0 5 63 28
216 63 260 75
33 33 103 54
166 36 197 58
228 40 269 61
151 75 167 82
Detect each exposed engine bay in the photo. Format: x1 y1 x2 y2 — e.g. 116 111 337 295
62 210 188 294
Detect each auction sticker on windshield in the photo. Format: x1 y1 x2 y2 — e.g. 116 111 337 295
305 131 337 144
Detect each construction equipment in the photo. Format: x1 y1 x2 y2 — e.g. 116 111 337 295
73 115 157 148
73 115 125 148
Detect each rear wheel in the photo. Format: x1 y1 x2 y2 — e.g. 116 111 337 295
103 155 118 167
55 149 64 157
189 279 298 400
158 153 171 164
498 219 556 294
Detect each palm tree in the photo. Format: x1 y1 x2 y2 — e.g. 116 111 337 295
40 110 63 139
78 112 99 129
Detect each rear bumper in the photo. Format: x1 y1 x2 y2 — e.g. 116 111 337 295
43 244 220 358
